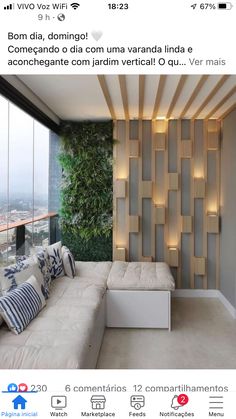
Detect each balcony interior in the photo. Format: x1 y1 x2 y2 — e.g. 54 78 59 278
0 74 236 369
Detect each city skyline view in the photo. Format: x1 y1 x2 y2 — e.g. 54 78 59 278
0 93 55 266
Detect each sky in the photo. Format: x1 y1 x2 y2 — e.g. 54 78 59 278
0 95 49 201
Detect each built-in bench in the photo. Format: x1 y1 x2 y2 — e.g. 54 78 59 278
0 260 175 369
106 261 175 331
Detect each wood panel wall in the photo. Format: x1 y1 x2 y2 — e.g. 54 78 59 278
113 119 220 289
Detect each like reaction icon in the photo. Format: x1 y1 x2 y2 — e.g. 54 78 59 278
171 394 189 410
8 383 18 393
7 383 28 393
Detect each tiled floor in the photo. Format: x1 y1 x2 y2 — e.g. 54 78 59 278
97 298 236 369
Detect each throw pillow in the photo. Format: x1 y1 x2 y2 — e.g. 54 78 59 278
36 249 51 298
0 256 46 296
0 286 2 326
62 246 76 278
0 275 46 334
46 241 64 280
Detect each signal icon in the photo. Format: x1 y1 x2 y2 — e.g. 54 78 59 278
4 3 14 9
70 2 80 9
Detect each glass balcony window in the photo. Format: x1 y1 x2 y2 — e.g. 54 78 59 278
0 94 60 266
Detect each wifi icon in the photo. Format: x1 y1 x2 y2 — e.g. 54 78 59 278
70 2 80 9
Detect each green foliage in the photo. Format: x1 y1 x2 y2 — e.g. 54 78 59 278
58 121 114 260
61 231 112 261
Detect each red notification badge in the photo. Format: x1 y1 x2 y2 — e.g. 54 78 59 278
177 394 189 406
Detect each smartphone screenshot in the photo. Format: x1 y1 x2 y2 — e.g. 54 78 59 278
0 0 235 417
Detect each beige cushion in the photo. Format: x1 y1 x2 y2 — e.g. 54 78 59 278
107 261 175 290
0 275 106 368
75 261 112 282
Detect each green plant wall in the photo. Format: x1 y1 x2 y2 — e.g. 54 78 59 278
59 120 113 261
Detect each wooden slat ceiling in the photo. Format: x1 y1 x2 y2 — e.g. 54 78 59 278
17 75 236 121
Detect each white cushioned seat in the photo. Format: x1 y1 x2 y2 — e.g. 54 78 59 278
48 275 107 309
0 333 91 369
75 261 112 282
0 274 107 369
107 261 175 291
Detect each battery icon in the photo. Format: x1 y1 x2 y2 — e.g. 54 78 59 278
218 2 233 8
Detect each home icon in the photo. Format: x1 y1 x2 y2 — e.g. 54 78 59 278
12 395 27 410
91 395 106 410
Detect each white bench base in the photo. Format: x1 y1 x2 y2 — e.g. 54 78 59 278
106 290 171 330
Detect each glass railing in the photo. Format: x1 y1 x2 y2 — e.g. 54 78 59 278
0 212 59 267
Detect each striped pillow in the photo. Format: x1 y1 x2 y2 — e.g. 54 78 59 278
0 275 46 335
62 246 76 278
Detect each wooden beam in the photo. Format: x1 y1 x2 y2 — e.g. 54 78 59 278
218 102 236 120
190 120 195 289
215 120 221 289
112 121 118 260
177 120 182 287
152 75 167 119
166 75 188 119
138 120 143 260
193 75 230 119
180 75 209 118
119 75 129 120
125 121 130 260
139 75 145 120
97 75 116 120
205 86 236 119
163 121 169 264
203 120 208 289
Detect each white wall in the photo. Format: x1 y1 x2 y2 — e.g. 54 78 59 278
220 109 236 308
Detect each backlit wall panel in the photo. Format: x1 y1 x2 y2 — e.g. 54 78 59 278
113 119 220 289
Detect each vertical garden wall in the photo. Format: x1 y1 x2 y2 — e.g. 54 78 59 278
59 121 113 261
